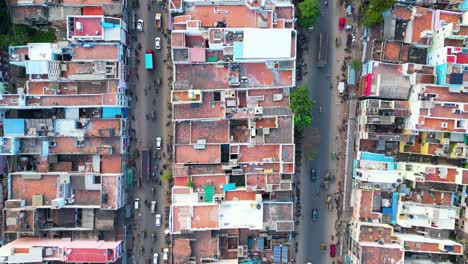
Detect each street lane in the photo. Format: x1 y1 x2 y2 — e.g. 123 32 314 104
128 0 172 263
296 0 338 263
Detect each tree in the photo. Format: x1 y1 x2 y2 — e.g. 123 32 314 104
161 170 173 181
298 0 320 28
350 59 361 71
362 0 395 27
290 84 315 134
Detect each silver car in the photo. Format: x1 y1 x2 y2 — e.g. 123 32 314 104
136 19 144 32
155 37 161 50
155 214 161 227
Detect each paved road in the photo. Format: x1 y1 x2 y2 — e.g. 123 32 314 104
128 1 171 263
296 0 339 263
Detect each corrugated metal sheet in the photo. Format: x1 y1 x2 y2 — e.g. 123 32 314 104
256 237 264 251
273 246 281 263
281 246 288 263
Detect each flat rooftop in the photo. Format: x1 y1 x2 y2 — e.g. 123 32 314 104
49 137 121 155
10 174 58 206
262 202 294 231
173 92 225 120
68 16 103 38
73 44 120 60
175 5 273 28
174 63 293 90
219 201 263 230
175 145 220 164
359 243 404 264
412 7 434 43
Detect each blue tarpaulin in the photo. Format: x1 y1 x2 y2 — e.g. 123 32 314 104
102 107 123 118
4 119 25 136
281 246 288 263
223 183 236 191
233 42 244 60
391 192 398 225
256 237 264 251
273 246 281 263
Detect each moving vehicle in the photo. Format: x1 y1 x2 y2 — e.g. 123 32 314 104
145 50 154 70
156 137 162 150
134 198 140 210
141 148 150 181
338 17 345 30
320 242 326 253
153 253 159 264
311 169 317 181
312 208 319 222
155 37 161 50
156 214 161 227
137 19 144 32
317 32 328 67
163 248 169 262
155 13 162 29
151 201 157 213
326 194 333 211
338 82 345 94
330 244 336 258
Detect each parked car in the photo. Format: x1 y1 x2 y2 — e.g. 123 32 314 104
163 248 169 261
151 201 157 213
137 19 144 32
153 253 159 264
156 137 162 150
338 17 345 30
345 25 353 31
312 208 319 222
155 214 161 227
330 244 336 258
134 198 140 210
155 37 161 50
311 169 317 181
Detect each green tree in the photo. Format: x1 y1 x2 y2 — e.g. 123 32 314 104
290 84 315 134
350 59 361 71
363 0 395 26
161 170 173 181
298 0 320 28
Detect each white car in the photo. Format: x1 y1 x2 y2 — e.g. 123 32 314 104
156 137 162 150
163 248 169 261
151 201 157 213
155 214 161 227
153 253 159 264
136 19 144 32
134 198 140 210
155 37 161 50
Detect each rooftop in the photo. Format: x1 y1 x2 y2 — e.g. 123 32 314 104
411 7 434 43
397 201 458 230
174 63 294 90
175 5 273 28
0 237 122 263
359 243 404 264
73 44 120 61
395 233 463 255
262 202 294 232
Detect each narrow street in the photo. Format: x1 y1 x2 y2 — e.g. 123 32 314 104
127 0 172 263
296 0 356 262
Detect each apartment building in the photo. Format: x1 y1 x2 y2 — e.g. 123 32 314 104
0 15 128 263
350 3 468 263
169 0 297 262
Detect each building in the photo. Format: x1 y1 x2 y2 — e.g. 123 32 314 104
0 17 127 263
169 0 297 262
0 237 123 263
